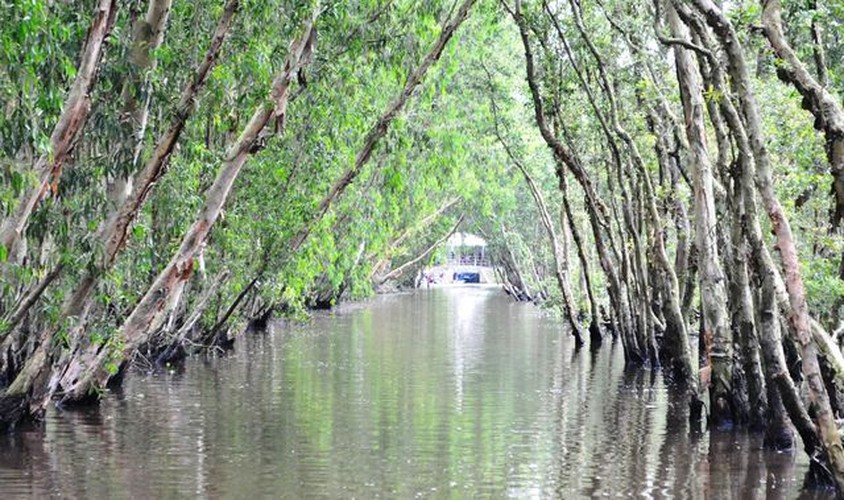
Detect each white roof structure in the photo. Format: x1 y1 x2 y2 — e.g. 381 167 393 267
447 232 487 248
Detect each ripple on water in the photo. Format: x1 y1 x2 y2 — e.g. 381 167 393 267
0 287 815 498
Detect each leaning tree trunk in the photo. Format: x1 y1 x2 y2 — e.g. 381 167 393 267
566 0 694 383
498 227 533 301
380 215 465 284
61 0 479 402
551 3 651 362
0 0 118 263
548 4 645 360
57 14 318 404
691 0 844 490
287 0 477 254
223 0 478 316
667 1 734 427
50 0 240 357
108 0 173 207
560 171 603 344
369 197 460 280
512 150 586 345
760 0 844 234
0 0 241 431
488 80 586 345
549 0 652 361
510 3 637 359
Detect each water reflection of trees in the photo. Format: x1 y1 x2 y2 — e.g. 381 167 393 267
546 340 809 498
0 290 817 497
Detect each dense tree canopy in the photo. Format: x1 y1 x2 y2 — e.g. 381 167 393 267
2 0 844 491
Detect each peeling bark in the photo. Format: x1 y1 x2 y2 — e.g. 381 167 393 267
58 13 318 403
0 0 119 261
108 0 174 207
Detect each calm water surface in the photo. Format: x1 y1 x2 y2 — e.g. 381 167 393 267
0 287 822 498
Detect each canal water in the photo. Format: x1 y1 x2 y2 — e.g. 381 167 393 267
0 286 820 498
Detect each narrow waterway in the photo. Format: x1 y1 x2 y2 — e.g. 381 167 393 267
0 287 818 497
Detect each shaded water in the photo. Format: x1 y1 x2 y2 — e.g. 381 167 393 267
0 287 820 498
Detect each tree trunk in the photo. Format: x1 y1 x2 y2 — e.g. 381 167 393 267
0 264 63 341
510 2 635 358
380 215 464 284
0 0 242 429
760 0 844 233
569 0 695 379
59 0 479 402
0 0 119 262
156 269 230 365
369 197 459 279
693 29 766 429
288 0 477 253
488 79 585 344
668 1 734 427
58 0 240 329
57 14 318 403
560 171 603 344
512 156 586 345
691 8 815 446
499 227 533 301
692 0 844 489
108 0 174 207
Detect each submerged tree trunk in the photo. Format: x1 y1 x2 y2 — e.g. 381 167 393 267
488 77 585 345
59 0 479 403
566 0 693 381
667 1 733 427
644 103 698 377
692 0 844 489
696 13 821 453
509 2 634 358
498 226 534 302
560 171 602 344
687 20 766 429
727 204 767 428
513 153 586 345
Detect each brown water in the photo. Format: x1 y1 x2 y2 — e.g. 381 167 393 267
0 286 823 498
